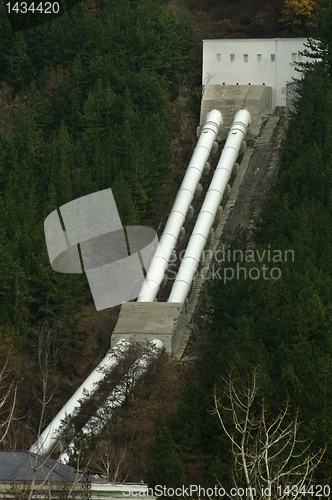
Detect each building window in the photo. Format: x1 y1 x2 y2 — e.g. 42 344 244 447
230 54 235 62
271 54 276 62
244 54 248 62
257 54 262 61
298 52 303 61
216 54 221 61
292 52 297 61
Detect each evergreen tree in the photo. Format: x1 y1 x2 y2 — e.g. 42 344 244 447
302 0 332 75
148 423 186 489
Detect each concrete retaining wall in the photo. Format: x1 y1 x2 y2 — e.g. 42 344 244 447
199 85 272 138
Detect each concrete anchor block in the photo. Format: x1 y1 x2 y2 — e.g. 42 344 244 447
233 162 239 176
162 274 168 287
111 302 186 354
211 141 219 155
240 141 247 155
216 206 224 222
224 184 231 200
203 161 211 176
195 183 203 197
187 205 194 220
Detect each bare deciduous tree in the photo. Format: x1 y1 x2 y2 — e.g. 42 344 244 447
91 441 129 482
0 357 19 446
213 370 325 500
0 333 23 448
33 323 59 440
0 323 92 500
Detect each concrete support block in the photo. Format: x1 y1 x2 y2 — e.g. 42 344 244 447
240 141 247 155
203 162 211 176
111 302 186 354
224 184 231 200
187 205 194 220
216 206 223 222
211 141 219 155
196 183 203 197
199 85 272 138
233 162 239 176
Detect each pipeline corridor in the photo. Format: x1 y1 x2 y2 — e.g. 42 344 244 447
30 109 252 460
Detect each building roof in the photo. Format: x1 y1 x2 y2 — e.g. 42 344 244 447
0 451 87 484
202 37 308 42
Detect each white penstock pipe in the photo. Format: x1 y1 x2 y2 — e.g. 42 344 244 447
60 339 164 464
30 339 131 457
168 109 251 303
137 109 222 302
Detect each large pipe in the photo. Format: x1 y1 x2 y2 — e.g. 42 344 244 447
60 339 164 463
168 109 251 303
30 339 132 456
137 109 222 302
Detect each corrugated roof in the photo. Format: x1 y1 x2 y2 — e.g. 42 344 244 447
0 451 87 483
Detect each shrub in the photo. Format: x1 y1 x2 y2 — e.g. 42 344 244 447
240 15 252 24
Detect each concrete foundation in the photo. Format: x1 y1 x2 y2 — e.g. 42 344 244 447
199 85 272 138
111 302 186 354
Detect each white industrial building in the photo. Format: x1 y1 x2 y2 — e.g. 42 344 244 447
200 38 313 135
202 38 312 108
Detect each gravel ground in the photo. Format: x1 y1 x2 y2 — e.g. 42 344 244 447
222 115 289 242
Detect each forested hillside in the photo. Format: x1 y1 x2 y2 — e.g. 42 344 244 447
180 0 317 39
1 0 332 491
0 0 197 449
0 0 196 344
